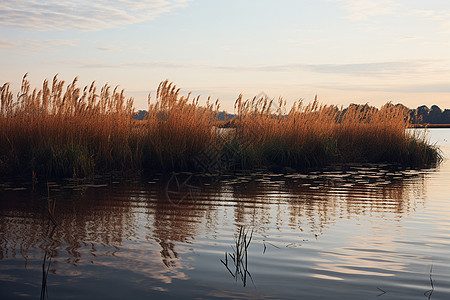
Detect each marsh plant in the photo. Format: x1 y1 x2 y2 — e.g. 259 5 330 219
221 226 254 287
0 74 441 180
1 74 136 178
233 95 441 170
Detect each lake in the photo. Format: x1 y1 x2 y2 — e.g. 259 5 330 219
1 128 450 299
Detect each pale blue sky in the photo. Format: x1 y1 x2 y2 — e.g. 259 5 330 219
1 0 450 111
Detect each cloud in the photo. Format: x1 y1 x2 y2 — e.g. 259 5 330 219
78 61 191 69
412 9 450 32
331 0 450 33
384 83 450 93
317 82 450 93
0 0 189 31
0 39 18 48
0 39 43 50
217 60 442 77
49 59 446 78
304 61 429 76
97 46 121 52
399 36 420 40
413 9 450 21
328 0 399 20
0 38 76 51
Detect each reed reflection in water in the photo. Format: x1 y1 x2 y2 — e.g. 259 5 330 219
0 160 447 299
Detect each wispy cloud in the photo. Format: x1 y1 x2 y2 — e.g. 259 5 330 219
50 59 445 78
217 60 442 77
412 9 450 32
330 0 450 32
0 39 18 48
96 46 121 52
304 61 429 76
0 0 189 31
413 9 450 21
0 38 76 51
79 61 191 69
318 82 450 93
328 0 399 20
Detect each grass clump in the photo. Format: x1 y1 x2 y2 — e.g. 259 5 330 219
0 74 442 180
0 74 136 178
142 80 219 171
232 96 441 170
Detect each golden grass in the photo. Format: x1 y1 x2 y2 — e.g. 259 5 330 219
0 74 441 179
143 80 218 170
234 96 440 169
1 74 136 178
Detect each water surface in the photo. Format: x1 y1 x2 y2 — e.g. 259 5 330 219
1 128 450 299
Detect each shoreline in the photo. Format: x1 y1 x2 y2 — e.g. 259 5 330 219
409 124 450 128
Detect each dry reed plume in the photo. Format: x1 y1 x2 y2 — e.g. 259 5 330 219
233 95 440 169
143 80 219 170
1 74 136 178
0 74 441 180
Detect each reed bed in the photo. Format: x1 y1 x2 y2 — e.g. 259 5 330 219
0 74 136 178
233 96 441 169
0 75 441 180
143 80 219 170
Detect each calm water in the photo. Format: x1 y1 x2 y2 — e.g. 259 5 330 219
1 129 450 299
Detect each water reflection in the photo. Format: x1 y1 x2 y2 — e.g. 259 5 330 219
220 166 427 235
0 164 436 297
1 169 428 256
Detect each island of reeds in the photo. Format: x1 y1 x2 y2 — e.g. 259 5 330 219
0 74 441 180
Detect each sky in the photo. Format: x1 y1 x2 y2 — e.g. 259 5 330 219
1 0 450 112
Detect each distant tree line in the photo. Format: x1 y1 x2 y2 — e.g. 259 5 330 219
133 110 234 121
410 105 450 124
134 110 148 120
340 104 450 125
133 104 450 125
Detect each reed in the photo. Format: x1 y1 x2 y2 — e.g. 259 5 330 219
233 95 441 169
0 75 441 180
221 226 253 286
0 74 136 178
142 80 219 170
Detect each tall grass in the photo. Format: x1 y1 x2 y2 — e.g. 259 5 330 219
234 96 441 169
0 74 136 178
0 75 441 180
143 80 219 170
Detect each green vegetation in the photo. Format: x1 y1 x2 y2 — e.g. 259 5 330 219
0 75 442 180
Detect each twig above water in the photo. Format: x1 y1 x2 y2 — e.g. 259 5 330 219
424 265 434 299
220 226 254 287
